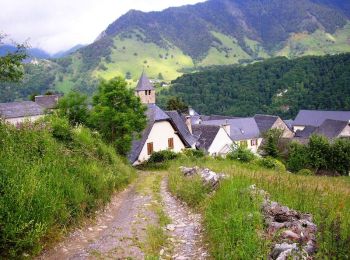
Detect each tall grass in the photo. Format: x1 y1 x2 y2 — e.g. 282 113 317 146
167 157 350 259
0 118 135 258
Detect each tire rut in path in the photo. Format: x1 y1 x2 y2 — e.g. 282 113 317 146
161 178 209 260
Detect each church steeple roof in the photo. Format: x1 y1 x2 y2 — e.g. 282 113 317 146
135 72 155 91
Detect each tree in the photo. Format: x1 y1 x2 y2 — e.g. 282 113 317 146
158 72 164 80
331 139 350 176
57 92 90 126
166 97 188 113
260 129 283 158
0 34 28 82
90 77 147 155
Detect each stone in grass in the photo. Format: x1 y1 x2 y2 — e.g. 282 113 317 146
271 243 299 260
166 224 176 231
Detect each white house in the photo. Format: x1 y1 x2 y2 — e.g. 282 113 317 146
128 73 195 165
201 117 263 154
192 124 233 156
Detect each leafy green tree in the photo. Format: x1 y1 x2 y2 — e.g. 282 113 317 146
158 72 164 80
57 92 90 126
90 77 147 155
0 34 27 82
166 97 188 112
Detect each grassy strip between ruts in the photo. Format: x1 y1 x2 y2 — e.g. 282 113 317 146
0 118 136 258
135 173 171 259
166 156 350 259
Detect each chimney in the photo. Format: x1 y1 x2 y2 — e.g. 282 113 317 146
222 120 230 135
185 116 193 134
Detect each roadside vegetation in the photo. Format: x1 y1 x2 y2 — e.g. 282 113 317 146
0 116 136 258
164 155 350 259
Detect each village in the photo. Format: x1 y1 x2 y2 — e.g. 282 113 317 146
1 71 349 166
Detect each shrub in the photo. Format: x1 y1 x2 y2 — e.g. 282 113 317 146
47 116 72 142
296 169 314 176
260 129 283 158
258 157 286 172
183 149 205 158
227 146 256 163
287 141 309 172
147 150 179 163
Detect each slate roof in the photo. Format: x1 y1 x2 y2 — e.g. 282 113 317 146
201 117 261 141
128 104 193 164
135 72 155 91
35 95 60 109
284 120 294 130
293 110 350 127
192 124 221 150
254 114 279 133
294 126 317 139
165 111 197 146
314 119 349 139
0 101 44 119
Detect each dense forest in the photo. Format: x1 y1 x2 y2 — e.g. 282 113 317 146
158 53 350 118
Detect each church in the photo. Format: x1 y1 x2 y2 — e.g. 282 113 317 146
128 72 196 165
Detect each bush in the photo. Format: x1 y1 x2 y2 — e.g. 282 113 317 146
296 169 314 176
287 141 309 172
183 149 205 158
227 146 256 163
147 150 179 164
48 116 72 142
258 157 286 172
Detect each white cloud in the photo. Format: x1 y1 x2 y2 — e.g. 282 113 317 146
0 0 206 54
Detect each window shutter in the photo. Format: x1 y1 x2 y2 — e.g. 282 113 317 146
168 138 174 149
147 142 154 155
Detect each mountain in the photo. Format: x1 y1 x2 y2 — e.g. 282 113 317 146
158 53 350 118
51 44 86 58
0 44 51 59
2 0 350 101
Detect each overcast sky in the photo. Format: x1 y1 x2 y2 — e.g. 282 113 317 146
0 0 206 54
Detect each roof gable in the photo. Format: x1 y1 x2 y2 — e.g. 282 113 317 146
314 119 349 139
254 114 279 133
192 124 221 150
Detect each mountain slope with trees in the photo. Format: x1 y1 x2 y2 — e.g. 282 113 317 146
2 0 350 101
158 53 350 118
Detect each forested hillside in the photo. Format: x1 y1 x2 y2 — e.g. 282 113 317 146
158 53 350 118
1 0 350 102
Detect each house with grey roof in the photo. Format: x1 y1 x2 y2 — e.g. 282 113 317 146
128 72 195 165
294 119 350 143
0 101 45 125
293 110 350 132
192 124 233 156
201 117 263 153
254 114 294 138
34 94 60 110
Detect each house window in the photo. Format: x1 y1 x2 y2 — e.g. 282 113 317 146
251 139 258 146
145 90 148 96
240 140 248 148
147 142 154 155
168 138 174 150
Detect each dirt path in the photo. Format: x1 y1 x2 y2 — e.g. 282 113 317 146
39 176 158 260
39 172 208 260
161 178 209 260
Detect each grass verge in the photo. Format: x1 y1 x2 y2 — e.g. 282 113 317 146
166 156 350 259
0 119 136 258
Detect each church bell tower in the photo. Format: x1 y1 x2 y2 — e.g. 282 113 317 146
135 72 155 104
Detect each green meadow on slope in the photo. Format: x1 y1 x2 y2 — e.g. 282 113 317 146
165 157 350 259
0 117 135 258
